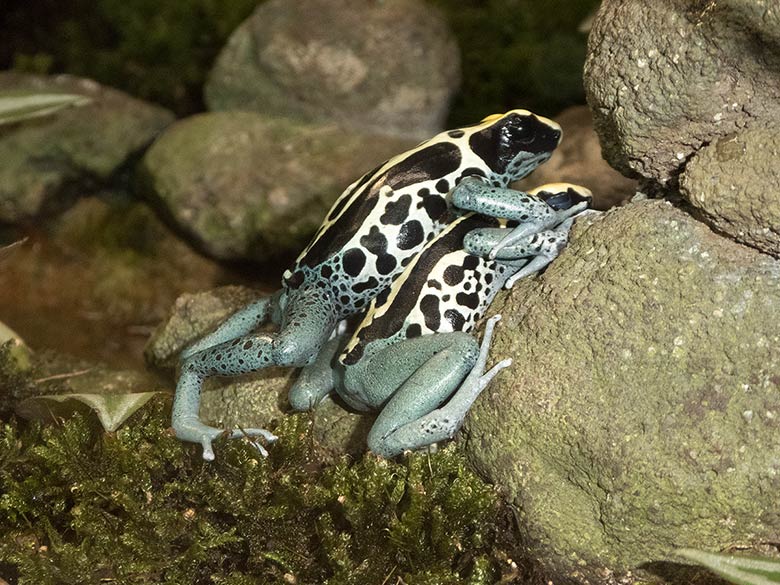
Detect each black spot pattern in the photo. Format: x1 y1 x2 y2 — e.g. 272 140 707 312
360 226 396 274
448 129 465 138
406 323 422 338
456 292 480 310
320 265 333 278
435 178 449 193
342 248 366 277
444 309 466 331
420 192 448 221
352 276 379 293
443 265 464 286
380 194 412 225
463 256 479 270
427 279 442 290
384 142 462 189
397 220 424 250
420 294 441 331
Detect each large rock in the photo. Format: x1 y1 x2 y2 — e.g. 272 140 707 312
584 0 780 186
464 200 780 582
515 106 637 210
680 126 780 258
204 0 460 139
139 112 414 264
0 73 174 223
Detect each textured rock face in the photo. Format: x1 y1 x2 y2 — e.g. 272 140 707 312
0 73 174 223
515 106 637 210
584 0 780 186
140 112 414 264
204 0 460 139
463 200 780 582
680 126 780 258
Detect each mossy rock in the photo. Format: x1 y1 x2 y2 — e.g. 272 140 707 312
584 0 780 186
464 200 780 582
205 0 460 138
139 111 414 265
680 126 780 258
0 73 174 223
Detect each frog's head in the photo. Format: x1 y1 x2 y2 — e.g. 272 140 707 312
468 110 562 181
530 183 592 211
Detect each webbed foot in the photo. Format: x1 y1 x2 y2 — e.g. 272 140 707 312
173 417 278 461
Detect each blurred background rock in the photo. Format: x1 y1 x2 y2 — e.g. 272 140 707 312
1 0 599 123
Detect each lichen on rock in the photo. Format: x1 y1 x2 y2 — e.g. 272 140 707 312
204 0 460 139
464 200 780 582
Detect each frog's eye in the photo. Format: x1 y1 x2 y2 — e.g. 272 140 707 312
504 121 536 145
480 113 504 124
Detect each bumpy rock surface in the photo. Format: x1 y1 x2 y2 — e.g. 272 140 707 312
584 0 780 186
681 126 780 258
0 73 174 223
140 112 413 264
204 0 460 138
516 106 637 210
464 201 780 582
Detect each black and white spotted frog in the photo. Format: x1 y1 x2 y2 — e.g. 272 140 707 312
291 179 592 457
172 110 564 460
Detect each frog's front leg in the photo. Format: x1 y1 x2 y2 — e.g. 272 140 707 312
288 326 350 411
344 315 509 458
172 287 337 460
464 216 576 289
180 294 279 360
451 178 591 259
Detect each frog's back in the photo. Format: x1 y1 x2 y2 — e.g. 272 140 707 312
339 213 509 366
281 110 561 319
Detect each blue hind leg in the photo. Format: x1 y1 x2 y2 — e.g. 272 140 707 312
342 315 509 458
172 289 336 460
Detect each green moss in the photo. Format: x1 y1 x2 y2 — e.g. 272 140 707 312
3 0 261 115
0 399 520 584
428 0 599 123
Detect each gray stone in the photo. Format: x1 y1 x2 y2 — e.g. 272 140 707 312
145 286 263 370
515 106 637 210
584 0 780 186
204 0 460 139
680 126 780 258
139 112 414 264
0 73 174 223
463 200 780 582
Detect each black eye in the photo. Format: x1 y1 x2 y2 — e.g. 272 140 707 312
505 123 535 145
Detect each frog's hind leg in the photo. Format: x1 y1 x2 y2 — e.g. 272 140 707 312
172 289 337 460
181 295 277 360
355 315 510 458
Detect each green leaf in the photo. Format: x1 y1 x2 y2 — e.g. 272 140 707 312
15 392 160 431
0 92 92 125
677 549 780 585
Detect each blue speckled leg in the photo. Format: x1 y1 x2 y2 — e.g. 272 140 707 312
464 218 576 288
181 296 275 360
344 315 509 458
172 289 337 460
450 177 589 259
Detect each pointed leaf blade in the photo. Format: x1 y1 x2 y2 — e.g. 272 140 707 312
16 392 161 431
677 549 780 585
